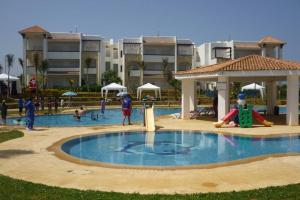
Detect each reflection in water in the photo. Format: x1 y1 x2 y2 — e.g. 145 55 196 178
61 131 300 167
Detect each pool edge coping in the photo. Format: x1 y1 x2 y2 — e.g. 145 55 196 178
47 129 300 170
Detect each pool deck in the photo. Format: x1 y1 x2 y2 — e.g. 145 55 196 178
1 116 300 194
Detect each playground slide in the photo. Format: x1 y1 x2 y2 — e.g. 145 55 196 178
214 108 273 128
145 106 156 132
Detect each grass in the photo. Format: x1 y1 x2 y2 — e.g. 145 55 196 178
0 129 24 143
0 174 300 200
0 130 300 199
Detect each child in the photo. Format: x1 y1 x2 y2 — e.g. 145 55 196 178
73 110 80 121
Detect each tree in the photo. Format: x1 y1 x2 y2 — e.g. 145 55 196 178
39 59 48 89
84 57 93 91
162 57 181 101
138 60 145 85
102 70 122 85
33 53 40 97
18 58 25 88
69 79 75 91
5 54 14 98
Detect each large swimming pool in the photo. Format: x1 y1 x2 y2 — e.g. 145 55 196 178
61 130 300 167
7 107 180 127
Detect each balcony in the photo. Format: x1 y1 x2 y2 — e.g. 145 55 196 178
143 55 175 63
47 52 80 59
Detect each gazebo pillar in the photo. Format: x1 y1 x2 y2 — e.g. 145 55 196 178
266 81 277 115
287 75 299 125
181 79 196 119
218 77 230 121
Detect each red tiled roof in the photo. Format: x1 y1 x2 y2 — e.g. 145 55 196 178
176 55 300 75
258 35 286 46
19 25 49 34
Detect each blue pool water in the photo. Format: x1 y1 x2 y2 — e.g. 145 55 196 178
7 107 180 127
61 131 300 167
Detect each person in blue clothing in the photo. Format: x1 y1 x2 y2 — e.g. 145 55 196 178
25 97 35 130
100 98 106 115
18 96 24 116
121 94 132 126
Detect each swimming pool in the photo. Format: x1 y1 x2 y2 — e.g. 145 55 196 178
7 107 180 127
60 130 300 168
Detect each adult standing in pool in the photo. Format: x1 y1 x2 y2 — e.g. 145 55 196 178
25 98 35 130
18 96 24 116
100 98 106 114
1 100 8 125
122 94 132 126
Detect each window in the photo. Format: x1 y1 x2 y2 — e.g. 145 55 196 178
113 49 118 59
113 64 118 72
105 62 111 71
120 50 123 58
120 65 123 72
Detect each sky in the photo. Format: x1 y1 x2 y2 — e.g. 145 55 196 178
0 0 299 75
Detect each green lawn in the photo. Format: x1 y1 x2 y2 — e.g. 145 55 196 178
0 130 300 199
0 129 24 143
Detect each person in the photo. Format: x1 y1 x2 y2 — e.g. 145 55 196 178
54 98 58 113
122 94 132 126
78 106 87 116
100 98 106 114
90 112 98 121
18 97 24 116
34 98 40 113
48 98 52 114
213 94 218 118
1 100 8 125
73 110 80 121
25 98 35 130
60 98 64 109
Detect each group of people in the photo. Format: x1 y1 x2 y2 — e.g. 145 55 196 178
72 94 132 126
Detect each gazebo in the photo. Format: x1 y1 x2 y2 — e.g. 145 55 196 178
175 55 300 126
101 83 127 99
137 83 161 100
0 73 21 94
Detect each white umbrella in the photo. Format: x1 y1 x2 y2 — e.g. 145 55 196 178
116 91 128 97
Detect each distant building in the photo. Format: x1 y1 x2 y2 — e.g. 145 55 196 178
19 25 286 89
194 36 286 67
19 25 105 87
118 36 194 89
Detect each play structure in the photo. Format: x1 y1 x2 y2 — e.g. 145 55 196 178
214 104 273 128
214 93 273 128
144 105 156 132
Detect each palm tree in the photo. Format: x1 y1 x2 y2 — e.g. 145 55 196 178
138 60 145 85
39 59 48 89
18 58 24 88
68 79 75 91
33 53 40 97
5 54 14 98
85 57 92 91
162 57 171 102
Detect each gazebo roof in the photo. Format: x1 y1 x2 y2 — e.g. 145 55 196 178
176 55 300 76
19 25 49 34
258 35 286 46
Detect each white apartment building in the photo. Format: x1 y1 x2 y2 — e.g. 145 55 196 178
19 25 105 87
194 36 285 67
19 26 285 90
118 36 194 90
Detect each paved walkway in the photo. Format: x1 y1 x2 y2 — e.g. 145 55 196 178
0 117 300 194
